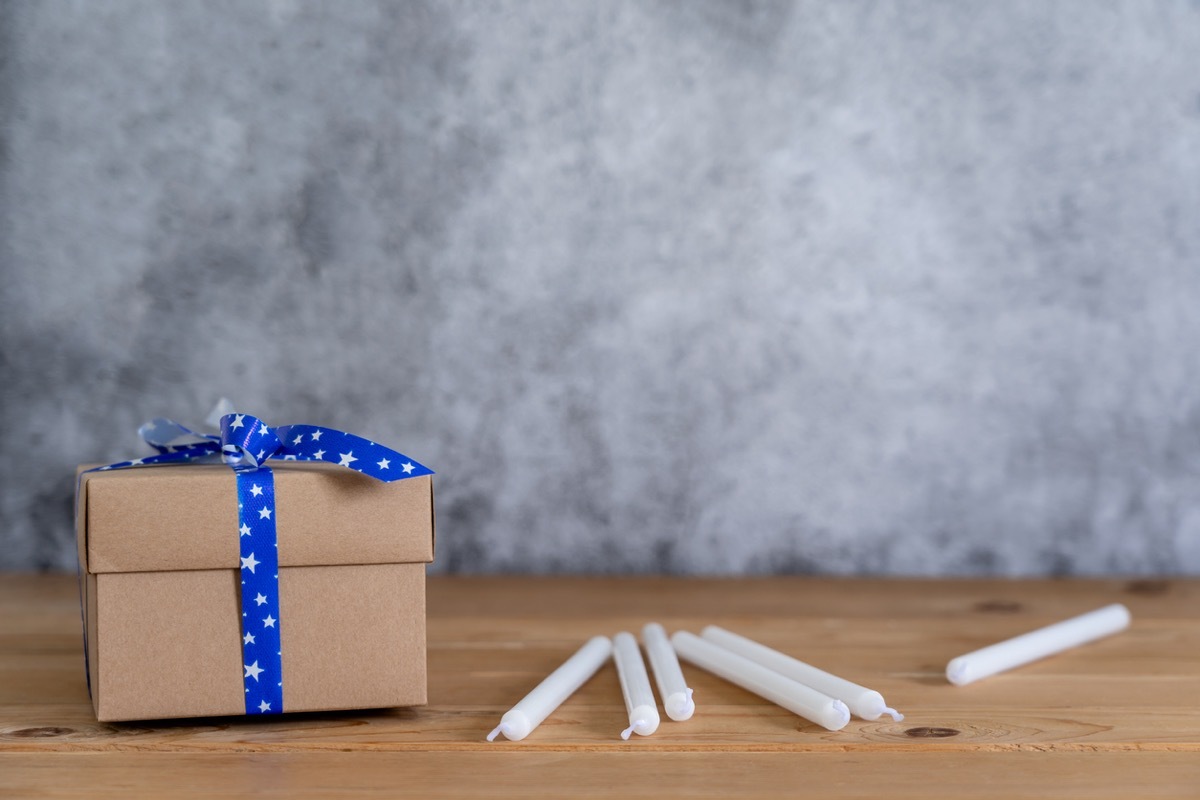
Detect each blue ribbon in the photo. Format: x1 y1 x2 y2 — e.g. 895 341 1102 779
236 467 281 714
81 413 432 716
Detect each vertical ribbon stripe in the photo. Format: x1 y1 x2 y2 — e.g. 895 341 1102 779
236 466 283 715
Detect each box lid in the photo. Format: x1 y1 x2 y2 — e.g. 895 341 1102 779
78 462 434 574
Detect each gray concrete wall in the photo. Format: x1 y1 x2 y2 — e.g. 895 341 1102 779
3 1 1199 575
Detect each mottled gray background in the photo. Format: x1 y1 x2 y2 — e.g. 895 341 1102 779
3 1 1199 575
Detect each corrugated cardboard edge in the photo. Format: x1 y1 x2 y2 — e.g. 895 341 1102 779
429 478 437 559
73 467 95 708
74 467 91 575
86 573 100 720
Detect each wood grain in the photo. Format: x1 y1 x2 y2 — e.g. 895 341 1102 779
1 574 1197 798
3 752 1200 799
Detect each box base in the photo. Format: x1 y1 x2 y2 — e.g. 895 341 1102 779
89 563 427 722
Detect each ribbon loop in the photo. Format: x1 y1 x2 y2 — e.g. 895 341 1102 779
139 418 218 453
220 413 283 469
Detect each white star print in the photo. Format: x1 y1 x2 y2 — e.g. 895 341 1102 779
311 430 322 441
262 615 276 628
258 700 272 712
338 451 357 467
259 507 272 520
241 553 260 573
254 593 268 606
244 661 263 681
239 523 251 537
256 449 266 460
293 435 303 445
312 449 325 460
230 414 246 430
258 425 270 436
243 632 255 645
401 462 415 474
250 484 263 497
377 458 390 470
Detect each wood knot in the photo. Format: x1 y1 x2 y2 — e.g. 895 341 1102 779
1125 579 1168 596
905 726 960 738
10 726 74 738
974 600 1022 613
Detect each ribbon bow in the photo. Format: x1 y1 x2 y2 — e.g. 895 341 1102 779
98 412 433 480
86 412 432 716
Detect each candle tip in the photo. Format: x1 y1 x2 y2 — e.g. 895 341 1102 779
829 700 851 731
946 658 970 686
883 707 904 722
486 724 504 742
620 723 635 741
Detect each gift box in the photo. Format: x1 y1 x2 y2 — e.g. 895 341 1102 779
74 417 434 722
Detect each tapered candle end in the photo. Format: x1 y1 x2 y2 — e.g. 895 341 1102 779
665 688 695 721
826 700 851 731
883 706 904 722
628 705 661 736
487 714 530 742
620 723 636 740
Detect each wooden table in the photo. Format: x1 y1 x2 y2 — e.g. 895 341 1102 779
1 575 1197 798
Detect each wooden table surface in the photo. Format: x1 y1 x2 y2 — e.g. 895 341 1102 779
1 574 1197 798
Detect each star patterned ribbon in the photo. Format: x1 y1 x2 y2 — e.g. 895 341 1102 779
81 412 432 716
235 467 282 715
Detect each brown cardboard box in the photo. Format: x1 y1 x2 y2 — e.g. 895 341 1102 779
75 461 434 722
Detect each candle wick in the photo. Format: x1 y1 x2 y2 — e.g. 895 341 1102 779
486 724 504 742
620 721 644 740
686 687 694 701
883 706 904 722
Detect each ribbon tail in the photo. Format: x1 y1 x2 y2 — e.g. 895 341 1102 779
274 424 433 481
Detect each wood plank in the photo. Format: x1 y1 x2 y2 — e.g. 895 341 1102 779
1 574 1197 797
2 752 1199 799
422 575 1198 619
9 574 1196 621
2 699 1198 751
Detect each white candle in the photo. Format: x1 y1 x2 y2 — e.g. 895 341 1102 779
642 622 695 721
701 625 903 722
613 631 660 739
946 603 1131 686
487 635 613 742
671 631 850 731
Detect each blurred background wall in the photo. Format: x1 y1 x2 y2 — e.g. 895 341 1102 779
3 1 1199 575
